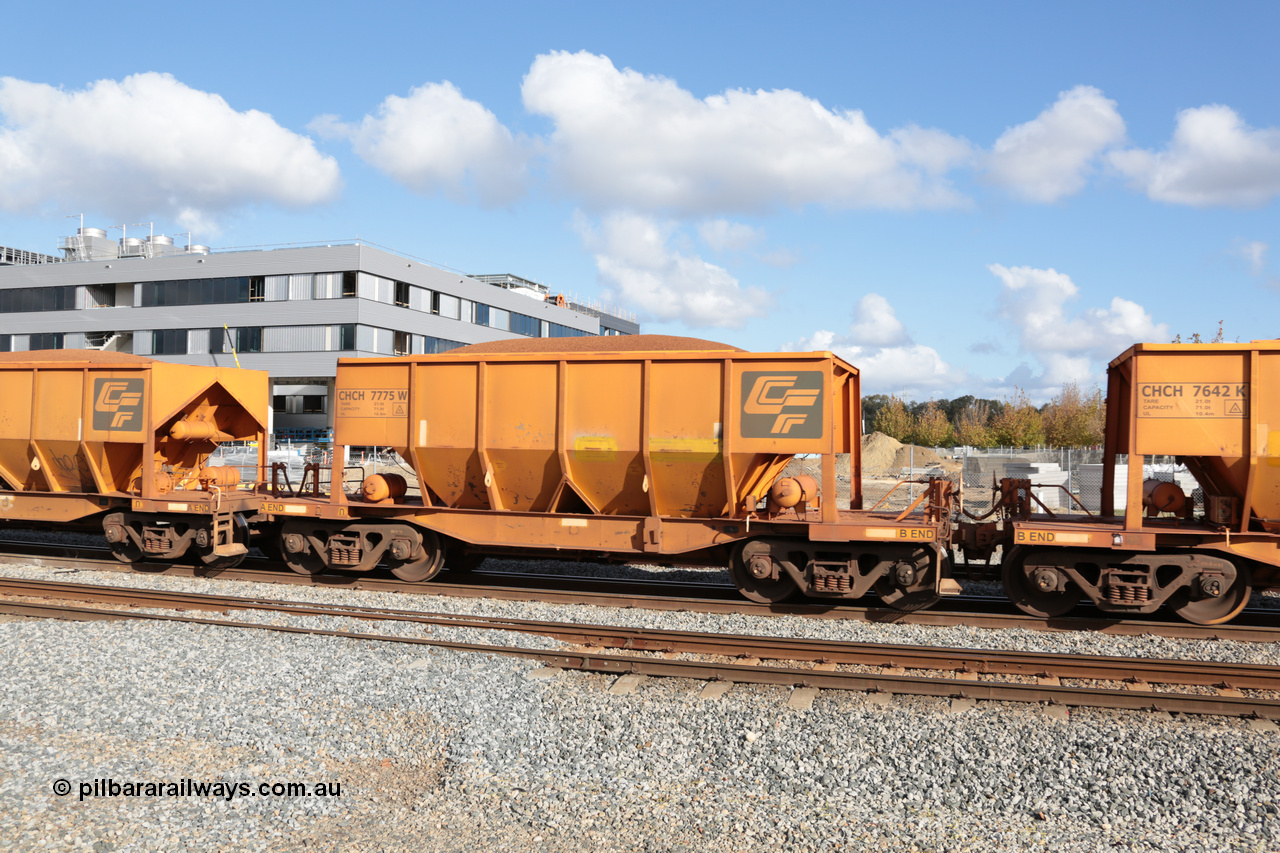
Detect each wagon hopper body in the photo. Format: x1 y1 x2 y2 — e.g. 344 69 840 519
270 336 956 608
0 350 269 567
993 339 1280 624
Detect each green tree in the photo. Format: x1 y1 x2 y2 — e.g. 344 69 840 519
872 395 912 441
990 388 1045 447
1042 383 1105 447
861 394 893 435
909 400 954 447
954 400 995 448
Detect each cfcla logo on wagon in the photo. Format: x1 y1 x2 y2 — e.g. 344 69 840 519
741 372 824 438
93 379 145 431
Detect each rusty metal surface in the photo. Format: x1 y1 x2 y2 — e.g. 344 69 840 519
1 586 1277 720
0 351 269 502
1107 340 1280 559
331 347 858 538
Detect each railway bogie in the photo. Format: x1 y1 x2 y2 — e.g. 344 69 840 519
732 537 941 606
279 518 446 582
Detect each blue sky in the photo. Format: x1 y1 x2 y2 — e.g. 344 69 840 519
1 1 1276 400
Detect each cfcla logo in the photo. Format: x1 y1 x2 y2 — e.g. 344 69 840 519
93 379 144 431
741 372 824 438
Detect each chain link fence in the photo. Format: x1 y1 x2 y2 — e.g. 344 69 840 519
211 439 1201 519
784 447 1203 517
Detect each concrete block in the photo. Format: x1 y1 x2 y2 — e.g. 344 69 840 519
787 687 820 711
608 673 647 695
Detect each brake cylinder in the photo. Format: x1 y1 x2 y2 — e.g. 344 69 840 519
361 473 407 503
198 466 242 489
1142 479 1187 517
767 474 818 515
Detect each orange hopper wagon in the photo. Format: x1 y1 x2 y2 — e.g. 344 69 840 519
0 350 269 567
267 336 951 607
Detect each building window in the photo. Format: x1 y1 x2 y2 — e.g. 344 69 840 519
236 327 263 353
139 277 266 307
276 394 328 415
0 286 76 313
393 331 410 355
510 312 539 337
152 329 189 355
0 335 10 352
424 336 464 354
473 303 489 326
432 292 460 319
394 281 410 308
29 333 64 350
546 323 589 338
342 271 357 298
339 323 356 351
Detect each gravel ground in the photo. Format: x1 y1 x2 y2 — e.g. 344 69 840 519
1 560 1279 852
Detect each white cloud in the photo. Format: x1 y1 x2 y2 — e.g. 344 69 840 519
1110 105 1280 207
697 219 761 252
845 293 909 347
760 248 800 268
311 81 528 207
1231 239 1268 275
787 294 967 396
985 86 1126 203
522 51 973 215
990 263 1168 389
577 212 771 329
0 73 340 225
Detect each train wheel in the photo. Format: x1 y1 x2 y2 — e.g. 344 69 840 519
1003 551 1081 618
284 549 327 576
103 514 143 564
109 540 145 564
730 545 798 604
388 530 444 583
280 521 328 576
874 550 940 611
1169 565 1251 625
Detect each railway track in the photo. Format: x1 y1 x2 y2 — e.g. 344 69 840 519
2 576 1279 720
1 537 1278 642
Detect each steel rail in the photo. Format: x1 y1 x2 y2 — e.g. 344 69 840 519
3 577 1280 692
0 594 1276 720
2 539 1279 642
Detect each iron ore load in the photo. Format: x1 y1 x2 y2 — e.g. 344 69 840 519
6 335 1280 626
0 350 269 568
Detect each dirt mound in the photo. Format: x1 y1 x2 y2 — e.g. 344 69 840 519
891 444 946 471
861 432 903 474
862 432 961 475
